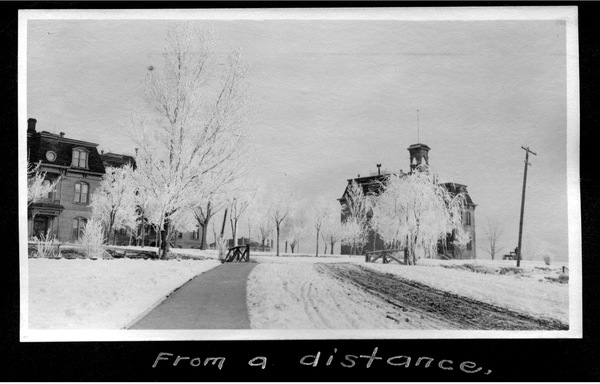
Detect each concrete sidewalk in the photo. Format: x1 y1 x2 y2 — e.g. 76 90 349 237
129 262 257 329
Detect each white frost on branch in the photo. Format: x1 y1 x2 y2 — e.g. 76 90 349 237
370 166 467 265
27 158 59 206
128 24 250 259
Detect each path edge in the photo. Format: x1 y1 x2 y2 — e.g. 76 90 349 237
122 271 207 330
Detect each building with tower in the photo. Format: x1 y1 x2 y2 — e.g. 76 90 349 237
338 143 477 259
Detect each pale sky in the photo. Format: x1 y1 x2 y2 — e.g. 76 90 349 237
26 15 573 259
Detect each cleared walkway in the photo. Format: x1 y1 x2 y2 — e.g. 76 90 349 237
129 262 257 329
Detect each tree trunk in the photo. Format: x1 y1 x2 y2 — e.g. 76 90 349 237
107 221 114 245
276 225 280 256
231 219 238 247
261 238 265 252
315 228 319 257
323 243 328 255
113 229 117 245
200 223 208 250
220 208 228 238
331 241 335 255
285 240 288 253
290 244 295 253
160 220 170 260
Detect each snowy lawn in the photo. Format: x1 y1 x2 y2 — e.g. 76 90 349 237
28 258 220 329
362 259 569 324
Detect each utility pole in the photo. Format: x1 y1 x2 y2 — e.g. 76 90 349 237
516 146 537 267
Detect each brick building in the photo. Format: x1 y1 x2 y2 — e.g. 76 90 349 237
27 118 105 241
339 143 477 259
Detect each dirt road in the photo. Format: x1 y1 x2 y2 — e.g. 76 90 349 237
320 263 568 331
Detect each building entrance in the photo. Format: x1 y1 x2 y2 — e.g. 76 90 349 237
33 216 49 238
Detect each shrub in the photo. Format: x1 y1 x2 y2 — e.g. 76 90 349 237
542 254 552 266
77 219 109 259
498 266 524 275
32 230 62 259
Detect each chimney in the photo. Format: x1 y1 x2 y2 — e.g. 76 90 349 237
59 132 65 138
27 118 37 133
377 163 381 176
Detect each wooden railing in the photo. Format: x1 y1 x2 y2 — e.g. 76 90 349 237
224 244 250 263
365 249 405 264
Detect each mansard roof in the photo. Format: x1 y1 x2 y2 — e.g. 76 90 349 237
27 131 106 174
100 152 136 169
440 182 476 206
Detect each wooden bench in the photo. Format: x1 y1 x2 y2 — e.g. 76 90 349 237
503 251 517 260
224 244 250 263
365 249 405 264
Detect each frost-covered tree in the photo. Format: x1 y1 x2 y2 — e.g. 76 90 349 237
256 213 272 252
27 158 59 206
267 192 291 256
310 198 331 257
479 218 504 260
340 180 371 255
227 186 255 247
341 216 369 256
192 191 227 250
91 164 138 244
320 207 343 255
129 24 249 259
283 204 307 254
370 167 467 265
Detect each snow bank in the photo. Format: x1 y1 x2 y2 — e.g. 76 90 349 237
28 258 220 329
362 262 569 323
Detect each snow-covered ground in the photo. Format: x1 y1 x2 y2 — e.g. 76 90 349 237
27 247 570 331
247 256 570 328
28 258 220 329
363 260 569 324
247 262 410 329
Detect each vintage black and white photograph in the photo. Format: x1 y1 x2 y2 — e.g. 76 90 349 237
19 7 581 341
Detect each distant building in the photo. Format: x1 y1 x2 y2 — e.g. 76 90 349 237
27 118 105 241
338 143 477 259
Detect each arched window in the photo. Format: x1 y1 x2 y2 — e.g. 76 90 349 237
72 217 87 240
74 182 89 204
72 148 89 168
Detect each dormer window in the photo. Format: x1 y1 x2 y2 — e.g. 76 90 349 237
72 148 88 168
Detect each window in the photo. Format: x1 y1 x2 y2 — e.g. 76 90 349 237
72 148 88 168
465 211 472 226
177 232 183 239
467 241 472 251
74 182 89 204
192 229 199 240
72 218 87 240
42 180 54 200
